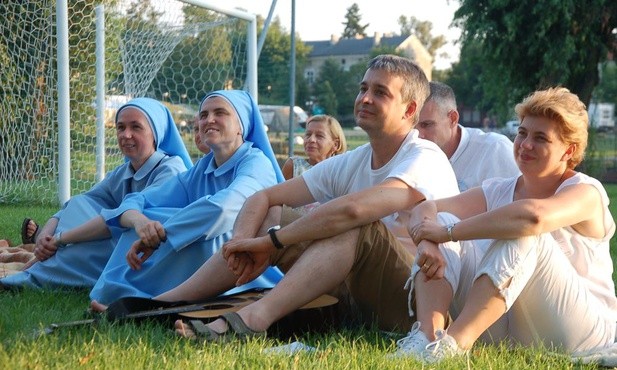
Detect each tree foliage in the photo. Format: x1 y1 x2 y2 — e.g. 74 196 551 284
258 16 311 106
594 62 617 105
453 0 617 121
342 3 369 38
397 16 447 58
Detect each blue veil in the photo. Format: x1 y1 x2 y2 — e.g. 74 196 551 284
116 97 193 169
200 90 284 183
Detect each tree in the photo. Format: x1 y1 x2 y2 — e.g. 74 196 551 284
454 0 617 117
443 38 491 110
311 58 368 126
342 3 368 39
594 62 617 105
397 16 447 59
257 16 311 105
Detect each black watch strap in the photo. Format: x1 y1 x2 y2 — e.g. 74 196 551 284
268 226 284 249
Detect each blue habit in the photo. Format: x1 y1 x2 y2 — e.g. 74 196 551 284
90 143 283 304
1 98 191 289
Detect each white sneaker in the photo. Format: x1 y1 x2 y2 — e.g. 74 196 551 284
422 329 468 363
389 322 430 359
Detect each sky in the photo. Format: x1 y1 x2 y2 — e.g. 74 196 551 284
219 0 462 70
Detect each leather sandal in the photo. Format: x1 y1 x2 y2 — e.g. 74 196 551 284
187 312 266 343
21 218 39 245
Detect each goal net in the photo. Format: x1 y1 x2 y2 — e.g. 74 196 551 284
0 0 254 205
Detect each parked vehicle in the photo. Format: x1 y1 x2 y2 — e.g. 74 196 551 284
502 120 520 139
258 105 308 133
588 103 615 132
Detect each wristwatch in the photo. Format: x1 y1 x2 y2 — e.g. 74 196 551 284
267 225 284 249
53 231 67 247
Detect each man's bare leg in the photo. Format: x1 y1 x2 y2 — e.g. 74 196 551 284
89 250 238 313
176 227 360 336
159 206 283 302
157 252 238 302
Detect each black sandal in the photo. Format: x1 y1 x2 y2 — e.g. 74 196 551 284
21 218 39 245
185 312 266 343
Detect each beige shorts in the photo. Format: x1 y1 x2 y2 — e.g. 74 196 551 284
270 206 415 332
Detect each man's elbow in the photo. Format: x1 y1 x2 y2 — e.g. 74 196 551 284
339 201 369 223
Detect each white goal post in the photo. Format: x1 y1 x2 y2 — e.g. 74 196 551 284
0 0 257 205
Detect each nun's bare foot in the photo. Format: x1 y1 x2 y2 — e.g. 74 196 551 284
175 319 198 339
90 300 108 313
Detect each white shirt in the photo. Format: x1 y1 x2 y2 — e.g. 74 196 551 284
303 129 459 250
451 125 520 191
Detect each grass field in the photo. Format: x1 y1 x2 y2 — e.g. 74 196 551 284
1 184 616 368
1 126 616 368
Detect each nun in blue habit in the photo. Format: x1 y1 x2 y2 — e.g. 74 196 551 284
1 97 192 289
90 90 285 305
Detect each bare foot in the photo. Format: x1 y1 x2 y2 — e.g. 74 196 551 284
26 220 38 240
90 300 108 312
174 318 229 339
175 319 198 339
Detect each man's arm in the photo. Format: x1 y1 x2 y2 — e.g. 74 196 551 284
275 178 424 246
230 174 315 241
224 177 425 285
229 177 425 252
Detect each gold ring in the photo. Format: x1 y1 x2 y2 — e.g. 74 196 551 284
423 263 429 269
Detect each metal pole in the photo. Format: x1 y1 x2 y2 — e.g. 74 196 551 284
56 0 71 205
95 5 106 182
287 0 296 157
257 0 278 57
246 16 258 100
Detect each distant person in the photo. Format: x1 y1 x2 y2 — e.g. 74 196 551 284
281 114 347 181
2 98 192 289
192 116 210 156
417 81 519 191
398 87 617 363
89 89 284 306
282 114 347 214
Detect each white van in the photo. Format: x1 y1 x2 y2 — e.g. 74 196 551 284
258 105 308 133
503 120 520 138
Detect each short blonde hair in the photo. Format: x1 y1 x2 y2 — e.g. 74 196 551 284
305 114 348 155
515 87 588 169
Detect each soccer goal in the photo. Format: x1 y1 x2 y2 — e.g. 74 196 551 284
0 0 257 205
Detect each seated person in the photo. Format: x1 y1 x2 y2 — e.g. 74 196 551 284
89 89 284 306
398 87 617 362
1 98 192 289
140 55 461 340
417 81 519 191
192 116 210 156
282 114 347 213
282 114 347 180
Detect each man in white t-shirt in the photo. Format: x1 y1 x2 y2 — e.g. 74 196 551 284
417 82 520 192
157 55 460 339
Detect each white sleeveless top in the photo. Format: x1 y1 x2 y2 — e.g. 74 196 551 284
482 173 617 319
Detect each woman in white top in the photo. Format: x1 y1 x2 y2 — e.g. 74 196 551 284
281 114 347 180
281 114 347 214
401 87 617 362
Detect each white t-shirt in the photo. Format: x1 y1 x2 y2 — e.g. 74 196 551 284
451 126 520 192
303 129 459 250
482 173 617 319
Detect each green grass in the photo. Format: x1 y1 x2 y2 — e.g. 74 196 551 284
0 186 615 369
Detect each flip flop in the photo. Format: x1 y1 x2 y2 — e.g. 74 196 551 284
186 312 266 343
21 218 39 245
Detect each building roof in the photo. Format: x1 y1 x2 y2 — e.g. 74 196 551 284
306 34 409 57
